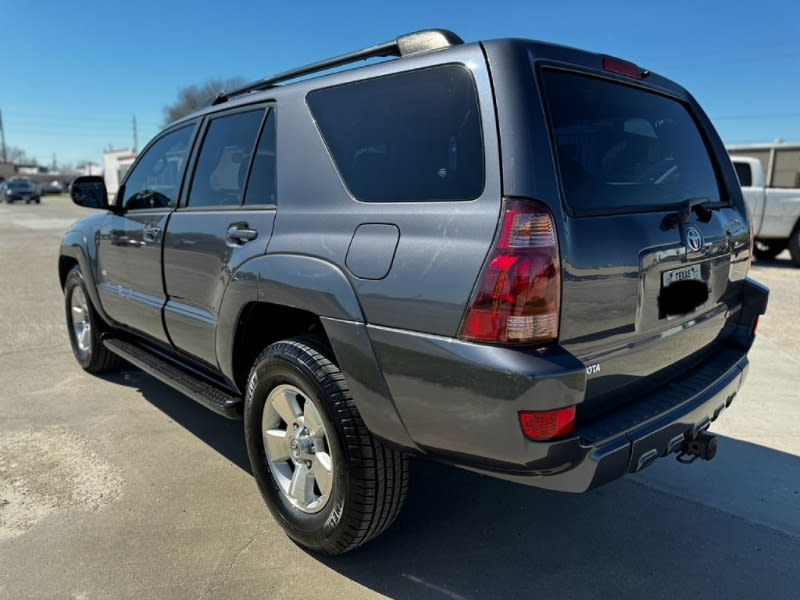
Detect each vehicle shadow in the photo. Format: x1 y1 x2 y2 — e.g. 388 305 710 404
101 367 800 599
101 367 252 474
318 437 800 599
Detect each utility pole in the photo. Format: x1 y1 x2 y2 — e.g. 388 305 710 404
0 109 7 162
132 114 138 152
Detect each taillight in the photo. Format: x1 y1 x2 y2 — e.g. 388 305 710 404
459 198 561 344
753 315 760 337
519 407 576 441
602 56 646 80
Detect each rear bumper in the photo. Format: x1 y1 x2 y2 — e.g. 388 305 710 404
367 278 768 493
483 349 747 492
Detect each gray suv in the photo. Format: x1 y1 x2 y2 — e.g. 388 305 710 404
61 29 768 555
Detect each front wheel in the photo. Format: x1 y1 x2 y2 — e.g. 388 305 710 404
244 337 408 555
64 266 124 373
789 229 800 266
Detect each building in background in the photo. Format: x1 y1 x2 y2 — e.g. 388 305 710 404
103 149 137 197
0 161 15 182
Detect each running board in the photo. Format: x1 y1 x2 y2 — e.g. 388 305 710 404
103 338 242 419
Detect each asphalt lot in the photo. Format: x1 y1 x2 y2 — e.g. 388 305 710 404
1 198 799 599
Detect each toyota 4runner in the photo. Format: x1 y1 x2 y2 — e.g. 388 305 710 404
61 29 768 555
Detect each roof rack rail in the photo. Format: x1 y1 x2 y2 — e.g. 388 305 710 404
203 29 463 108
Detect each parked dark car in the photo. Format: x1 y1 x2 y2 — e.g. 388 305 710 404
2 179 40 203
60 29 768 555
40 180 65 195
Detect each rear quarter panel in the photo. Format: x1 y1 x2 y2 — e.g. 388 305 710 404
264 43 502 337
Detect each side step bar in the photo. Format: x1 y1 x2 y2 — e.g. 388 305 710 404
103 338 242 419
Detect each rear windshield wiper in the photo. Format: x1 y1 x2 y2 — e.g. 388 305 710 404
665 197 725 227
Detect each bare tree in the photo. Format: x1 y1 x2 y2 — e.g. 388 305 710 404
4 146 33 164
162 77 246 125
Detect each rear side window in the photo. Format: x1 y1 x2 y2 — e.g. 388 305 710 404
541 70 721 214
244 110 277 205
188 110 264 208
733 161 753 187
307 65 484 202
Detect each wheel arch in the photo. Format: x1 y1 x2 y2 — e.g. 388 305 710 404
219 254 416 450
59 232 112 324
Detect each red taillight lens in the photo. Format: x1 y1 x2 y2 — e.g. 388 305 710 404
519 407 576 441
753 315 760 336
460 198 561 344
603 56 645 79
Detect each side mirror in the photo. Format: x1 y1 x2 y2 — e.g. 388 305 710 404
70 176 110 210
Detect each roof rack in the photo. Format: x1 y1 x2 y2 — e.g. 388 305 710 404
203 29 464 108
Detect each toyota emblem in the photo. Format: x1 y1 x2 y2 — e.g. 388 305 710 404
685 227 703 252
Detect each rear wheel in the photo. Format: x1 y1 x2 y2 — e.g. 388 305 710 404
753 239 786 261
788 230 800 266
244 336 408 555
64 266 124 373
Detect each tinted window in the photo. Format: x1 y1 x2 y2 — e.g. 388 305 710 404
123 125 194 210
188 110 264 207
308 65 484 202
542 70 721 214
733 161 753 187
244 110 277 205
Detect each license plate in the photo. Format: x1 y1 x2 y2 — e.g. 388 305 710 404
662 264 702 288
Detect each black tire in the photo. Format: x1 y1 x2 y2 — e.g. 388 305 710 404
753 239 787 261
64 266 124 373
789 229 800 267
244 336 408 555
34 196 41 204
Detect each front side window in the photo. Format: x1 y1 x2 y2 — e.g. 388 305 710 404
307 64 484 202
542 69 722 214
122 125 194 210
188 110 265 208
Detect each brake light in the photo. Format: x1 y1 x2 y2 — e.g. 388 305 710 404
460 198 561 344
519 407 576 441
603 56 645 80
753 315 760 336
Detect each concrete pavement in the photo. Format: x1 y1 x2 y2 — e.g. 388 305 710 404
1 199 798 599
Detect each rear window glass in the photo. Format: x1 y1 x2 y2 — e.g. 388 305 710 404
541 69 721 214
733 161 753 187
307 65 484 202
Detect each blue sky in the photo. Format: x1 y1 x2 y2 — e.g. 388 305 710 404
2 0 799 166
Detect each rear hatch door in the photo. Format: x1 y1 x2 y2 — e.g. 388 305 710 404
539 67 750 421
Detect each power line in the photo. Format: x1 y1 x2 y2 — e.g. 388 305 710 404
8 129 149 139
4 109 159 125
712 112 800 121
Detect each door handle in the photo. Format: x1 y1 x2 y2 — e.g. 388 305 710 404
143 225 161 242
226 224 259 244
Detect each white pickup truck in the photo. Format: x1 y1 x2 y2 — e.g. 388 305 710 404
731 155 800 265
